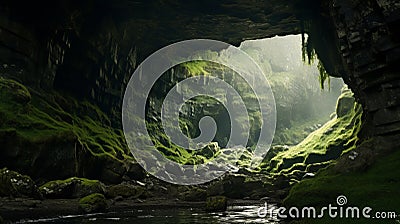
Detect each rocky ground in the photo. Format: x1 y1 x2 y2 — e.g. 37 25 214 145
0 168 283 223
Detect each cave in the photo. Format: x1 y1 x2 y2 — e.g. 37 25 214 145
0 0 399 223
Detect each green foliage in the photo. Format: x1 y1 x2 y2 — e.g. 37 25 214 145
317 61 330 90
301 32 330 90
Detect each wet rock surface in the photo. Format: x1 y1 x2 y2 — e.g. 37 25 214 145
78 193 108 213
106 183 145 199
0 168 42 200
39 177 106 199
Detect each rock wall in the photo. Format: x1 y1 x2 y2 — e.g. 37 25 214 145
328 0 400 140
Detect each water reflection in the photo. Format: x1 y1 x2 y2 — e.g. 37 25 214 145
18 203 281 224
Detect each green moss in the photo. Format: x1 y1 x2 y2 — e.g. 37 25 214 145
40 177 100 189
264 91 362 174
0 77 31 105
106 183 145 198
0 77 132 172
39 177 105 199
301 32 330 90
180 188 207 202
284 149 400 223
181 61 211 76
0 167 42 199
78 193 107 213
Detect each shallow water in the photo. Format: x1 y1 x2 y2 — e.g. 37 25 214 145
17 204 281 224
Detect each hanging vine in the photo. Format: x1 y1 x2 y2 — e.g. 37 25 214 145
301 20 330 90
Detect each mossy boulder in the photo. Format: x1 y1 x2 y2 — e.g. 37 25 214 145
336 87 355 117
206 196 227 212
39 177 105 199
105 183 145 199
78 193 108 213
264 89 362 176
180 188 207 202
0 168 42 199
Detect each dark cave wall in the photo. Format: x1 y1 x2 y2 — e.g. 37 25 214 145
0 0 303 125
328 0 400 139
0 0 399 139
0 0 138 126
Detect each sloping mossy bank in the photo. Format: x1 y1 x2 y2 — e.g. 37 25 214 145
279 95 400 223
0 77 134 183
283 141 400 224
261 89 362 179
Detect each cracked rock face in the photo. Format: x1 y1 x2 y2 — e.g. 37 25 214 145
330 0 400 138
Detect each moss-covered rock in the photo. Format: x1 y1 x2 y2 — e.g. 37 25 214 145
78 193 108 213
105 183 145 199
283 141 400 224
0 77 133 183
206 196 227 212
263 89 362 175
336 87 355 117
0 168 42 199
0 77 31 105
180 188 207 202
39 177 105 199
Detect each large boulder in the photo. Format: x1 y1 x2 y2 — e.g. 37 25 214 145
336 87 355 117
180 188 207 202
78 193 108 213
0 168 42 199
105 183 145 199
39 177 106 199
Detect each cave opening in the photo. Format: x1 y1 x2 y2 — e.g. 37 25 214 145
142 34 347 166
239 34 345 146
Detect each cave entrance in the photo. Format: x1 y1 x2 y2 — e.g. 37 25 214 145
239 34 344 146
145 34 345 164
